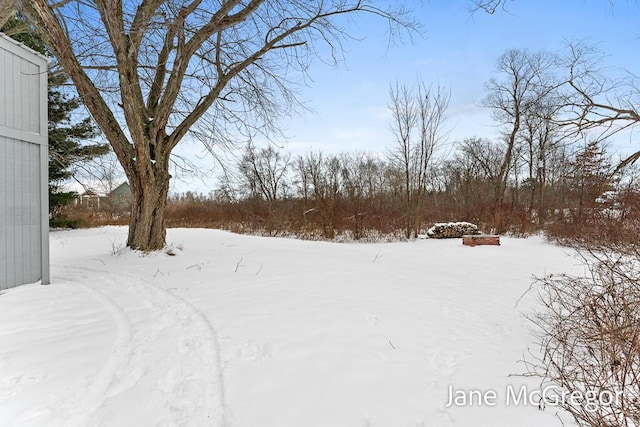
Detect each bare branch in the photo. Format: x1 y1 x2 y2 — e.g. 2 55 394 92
469 0 511 14
23 0 418 250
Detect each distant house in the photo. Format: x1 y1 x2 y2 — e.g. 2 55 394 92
76 182 132 213
108 182 132 211
77 189 102 209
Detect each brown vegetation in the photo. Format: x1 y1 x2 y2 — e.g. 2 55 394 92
525 243 640 426
61 140 640 245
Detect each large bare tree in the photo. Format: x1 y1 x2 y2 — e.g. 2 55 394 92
474 1 640 172
388 80 449 239
21 0 414 250
482 49 558 204
561 43 640 168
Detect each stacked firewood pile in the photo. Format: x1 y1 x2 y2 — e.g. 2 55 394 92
427 222 480 239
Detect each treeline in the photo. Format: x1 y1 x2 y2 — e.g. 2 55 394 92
161 47 640 243
68 47 640 243
162 138 640 243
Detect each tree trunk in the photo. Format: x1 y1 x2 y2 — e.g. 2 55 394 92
126 165 171 251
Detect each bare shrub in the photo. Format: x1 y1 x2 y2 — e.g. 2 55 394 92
58 204 128 228
525 244 640 426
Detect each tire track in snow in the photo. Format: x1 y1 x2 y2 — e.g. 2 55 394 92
52 267 135 427
120 269 229 427
54 265 229 426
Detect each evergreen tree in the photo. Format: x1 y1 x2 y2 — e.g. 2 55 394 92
567 140 615 221
2 16 109 226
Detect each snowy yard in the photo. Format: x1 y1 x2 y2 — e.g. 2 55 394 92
0 227 583 426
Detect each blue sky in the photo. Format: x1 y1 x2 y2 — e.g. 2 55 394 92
170 0 640 194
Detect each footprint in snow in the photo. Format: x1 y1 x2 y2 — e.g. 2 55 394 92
227 340 274 362
425 351 462 378
364 315 380 326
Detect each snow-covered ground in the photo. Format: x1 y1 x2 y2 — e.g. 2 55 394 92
0 227 584 426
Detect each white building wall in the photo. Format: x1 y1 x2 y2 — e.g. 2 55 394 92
0 33 49 290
